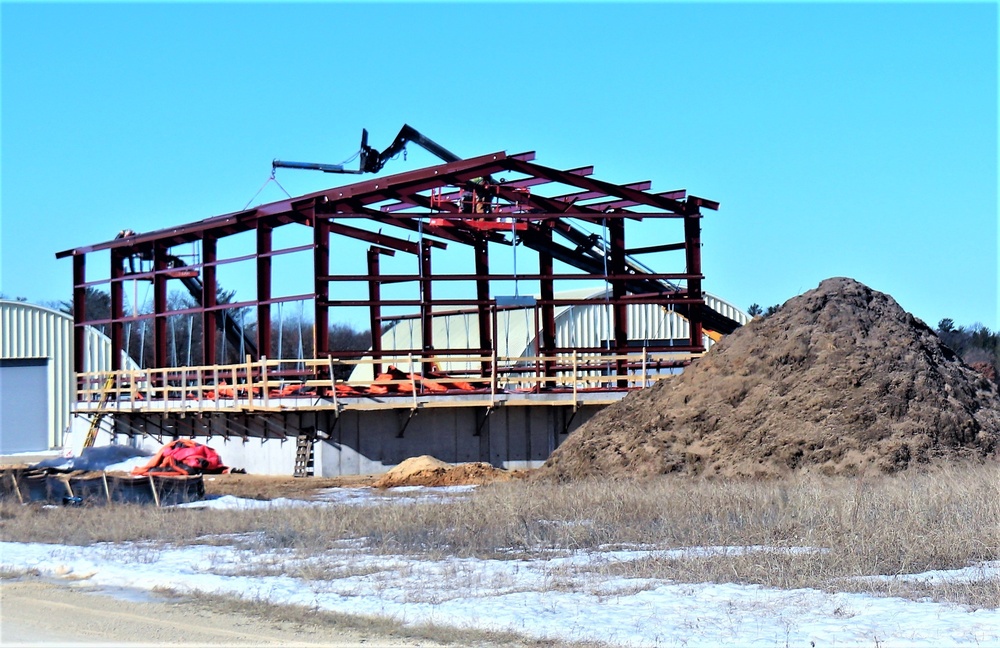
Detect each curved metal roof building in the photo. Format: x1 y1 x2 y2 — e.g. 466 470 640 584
0 300 139 452
350 288 749 381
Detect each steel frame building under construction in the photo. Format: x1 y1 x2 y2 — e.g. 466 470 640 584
56 147 742 475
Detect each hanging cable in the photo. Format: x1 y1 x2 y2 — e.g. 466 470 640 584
139 319 146 369
511 218 519 298
297 300 305 372
243 169 292 211
243 175 274 211
277 301 284 361
270 175 292 199
187 315 193 366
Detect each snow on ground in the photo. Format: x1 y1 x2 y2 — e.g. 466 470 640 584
32 444 152 473
2 488 998 648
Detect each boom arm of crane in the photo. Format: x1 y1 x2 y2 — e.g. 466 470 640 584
360 124 461 172
272 124 461 175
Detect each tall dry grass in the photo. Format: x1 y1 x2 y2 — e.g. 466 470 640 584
2 462 997 605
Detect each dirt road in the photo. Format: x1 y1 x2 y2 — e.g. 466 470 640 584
0 579 442 647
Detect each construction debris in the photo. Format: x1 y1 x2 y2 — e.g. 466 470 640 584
1 467 204 506
0 441 232 506
539 277 1000 480
372 455 521 488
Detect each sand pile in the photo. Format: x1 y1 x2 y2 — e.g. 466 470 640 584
540 277 1000 480
373 455 518 488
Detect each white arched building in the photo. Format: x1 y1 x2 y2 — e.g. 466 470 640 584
350 288 749 382
0 301 140 453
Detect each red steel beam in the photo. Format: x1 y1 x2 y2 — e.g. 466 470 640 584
202 235 218 364
319 272 701 283
72 255 86 376
560 189 688 213
420 240 434 368
475 237 492 376
110 250 125 371
378 165 597 213
608 217 629 385
538 224 556 380
153 241 168 368
313 213 330 357
503 158 697 214
256 223 272 358
684 213 704 351
325 220 426 255
367 246 387 377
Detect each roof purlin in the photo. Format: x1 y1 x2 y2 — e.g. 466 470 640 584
502 158 707 214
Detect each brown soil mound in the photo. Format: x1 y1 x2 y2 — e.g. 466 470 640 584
540 277 1000 480
373 455 518 488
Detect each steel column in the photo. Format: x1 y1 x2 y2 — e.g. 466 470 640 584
202 236 217 365
313 215 330 357
474 237 492 376
72 255 86 376
153 241 168 369
538 225 556 382
420 239 433 372
367 247 385 376
256 224 272 357
608 217 629 385
684 213 704 351
110 250 125 371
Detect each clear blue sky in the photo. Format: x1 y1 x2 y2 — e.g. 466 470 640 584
2 2 997 331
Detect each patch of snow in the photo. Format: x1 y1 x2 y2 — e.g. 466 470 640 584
863 561 1000 584
2 539 996 647
33 445 151 472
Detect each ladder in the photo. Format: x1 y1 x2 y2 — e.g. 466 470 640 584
82 375 116 450
293 433 315 478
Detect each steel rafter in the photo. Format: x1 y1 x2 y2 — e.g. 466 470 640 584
58 146 736 383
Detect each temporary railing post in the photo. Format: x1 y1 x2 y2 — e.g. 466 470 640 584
641 346 648 389
328 356 339 412
490 350 497 406
260 356 269 411
213 367 220 411
245 355 254 411
408 353 418 410
572 350 579 410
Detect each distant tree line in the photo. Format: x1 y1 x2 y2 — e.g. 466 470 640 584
936 319 999 382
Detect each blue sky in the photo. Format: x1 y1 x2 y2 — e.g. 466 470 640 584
2 2 997 331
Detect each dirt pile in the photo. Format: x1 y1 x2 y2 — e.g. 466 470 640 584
540 277 1000 480
373 455 519 488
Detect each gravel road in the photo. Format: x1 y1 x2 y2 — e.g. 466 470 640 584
0 579 442 647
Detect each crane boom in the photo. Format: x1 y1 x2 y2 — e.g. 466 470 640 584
272 125 460 175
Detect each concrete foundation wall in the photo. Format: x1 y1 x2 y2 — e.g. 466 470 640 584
91 403 604 477
315 404 602 477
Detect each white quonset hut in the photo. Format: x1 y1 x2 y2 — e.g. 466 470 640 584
0 300 139 453
350 288 750 381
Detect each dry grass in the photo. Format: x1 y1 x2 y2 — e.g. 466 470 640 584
2 462 998 607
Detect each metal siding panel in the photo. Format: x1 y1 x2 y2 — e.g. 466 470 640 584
0 301 140 450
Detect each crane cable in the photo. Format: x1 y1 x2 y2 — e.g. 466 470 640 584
243 170 293 211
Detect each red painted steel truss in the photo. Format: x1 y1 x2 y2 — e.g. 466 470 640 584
57 150 738 385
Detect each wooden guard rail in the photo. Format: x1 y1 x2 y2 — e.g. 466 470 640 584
74 349 700 414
